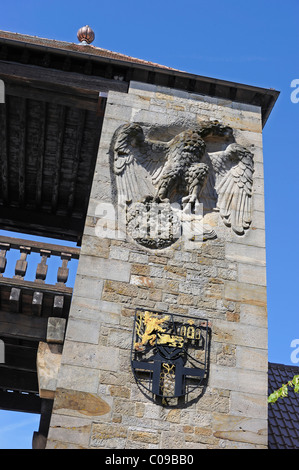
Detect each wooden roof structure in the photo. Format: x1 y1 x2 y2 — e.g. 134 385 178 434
0 30 279 243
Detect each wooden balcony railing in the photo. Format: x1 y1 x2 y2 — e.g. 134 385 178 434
0 235 80 318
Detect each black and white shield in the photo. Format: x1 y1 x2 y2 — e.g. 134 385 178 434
131 309 210 406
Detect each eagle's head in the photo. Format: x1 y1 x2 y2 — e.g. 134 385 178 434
114 123 144 153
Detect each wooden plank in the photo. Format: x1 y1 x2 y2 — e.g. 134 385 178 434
0 209 83 242
0 367 39 393
0 277 73 295
1 342 37 372
5 81 98 112
0 310 48 341
0 389 41 413
0 61 128 94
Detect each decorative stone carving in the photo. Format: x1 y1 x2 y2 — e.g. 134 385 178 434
112 121 254 248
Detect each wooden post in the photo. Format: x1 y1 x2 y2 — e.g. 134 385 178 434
57 253 71 285
0 242 10 277
9 287 21 312
14 246 31 279
35 249 51 283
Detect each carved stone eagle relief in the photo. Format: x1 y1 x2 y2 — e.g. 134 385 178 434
112 121 254 248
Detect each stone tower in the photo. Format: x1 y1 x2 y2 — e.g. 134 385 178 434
0 30 279 450
47 78 276 449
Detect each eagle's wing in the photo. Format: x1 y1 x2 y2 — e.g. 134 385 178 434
213 143 254 235
113 123 167 202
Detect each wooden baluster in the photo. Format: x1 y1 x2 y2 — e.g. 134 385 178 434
54 253 72 317
13 246 31 279
35 249 51 284
57 253 71 285
0 242 10 277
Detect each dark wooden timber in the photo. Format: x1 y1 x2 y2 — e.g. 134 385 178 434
0 77 103 242
0 235 78 318
0 311 48 341
0 236 78 425
0 31 279 243
0 235 80 257
0 389 41 413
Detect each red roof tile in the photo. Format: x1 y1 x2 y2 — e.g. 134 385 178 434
0 30 181 71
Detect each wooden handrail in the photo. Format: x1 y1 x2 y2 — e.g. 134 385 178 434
0 235 80 259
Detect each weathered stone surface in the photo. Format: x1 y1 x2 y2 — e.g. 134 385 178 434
236 345 268 372
90 423 127 448
209 364 268 395
46 317 66 344
37 342 62 399
239 303 267 328
65 317 100 344
47 415 92 448
238 263 267 286
53 388 111 417
212 414 267 446
73 275 104 300
225 243 266 266
230 391 267 419
224 281 267 307
77 255 131 282
56 364 99 393
48 81 268 450
212 318 267 349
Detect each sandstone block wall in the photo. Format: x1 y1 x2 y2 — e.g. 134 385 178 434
46 81 268 449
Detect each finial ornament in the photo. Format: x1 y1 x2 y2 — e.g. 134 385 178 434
77 25 95 45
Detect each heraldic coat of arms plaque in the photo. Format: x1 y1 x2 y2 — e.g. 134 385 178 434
131 309 211 406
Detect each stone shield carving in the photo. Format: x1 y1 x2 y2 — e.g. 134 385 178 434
131 309 211 406
112 121 254 248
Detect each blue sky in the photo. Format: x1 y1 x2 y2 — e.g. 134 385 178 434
0 0 298 448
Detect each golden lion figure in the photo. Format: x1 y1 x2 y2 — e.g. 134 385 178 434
134 311 184 351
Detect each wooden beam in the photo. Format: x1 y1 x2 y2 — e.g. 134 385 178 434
32 291 43 316
0 235 80 258
51 105 66 214
0 100 8 204
9 287 21 312
0 61 128 97
36 101 47 208
33 399 54 447
18 97 27 207
0 389 41 413
0 277 73 296
2 342 38 372
67 109 86 213
0 367 39 393
5 81 99 112
0 310 48 341
0 200 85 241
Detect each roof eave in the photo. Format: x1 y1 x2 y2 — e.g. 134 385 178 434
0 34 280 127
